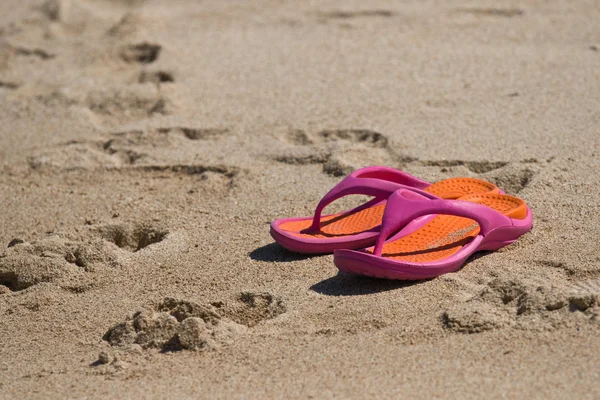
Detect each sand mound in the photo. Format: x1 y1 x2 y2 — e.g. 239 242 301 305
0 236 118 292
442 278 600 333
104 297 245 351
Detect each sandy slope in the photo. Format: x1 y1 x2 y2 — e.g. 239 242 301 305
1 0 599 398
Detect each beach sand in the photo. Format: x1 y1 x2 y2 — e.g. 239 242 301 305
1 0 600 398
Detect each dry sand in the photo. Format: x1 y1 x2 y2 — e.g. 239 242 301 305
1 0 600 398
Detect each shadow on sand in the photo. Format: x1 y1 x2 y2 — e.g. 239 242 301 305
249 242 316 263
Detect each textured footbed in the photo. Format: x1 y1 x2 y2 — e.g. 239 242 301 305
279 178 500 239
363 194 528 263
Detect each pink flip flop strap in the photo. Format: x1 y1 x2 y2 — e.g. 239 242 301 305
309 166 433 231
373 189 513 256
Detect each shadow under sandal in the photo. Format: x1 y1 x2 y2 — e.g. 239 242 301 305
333 189 533 280
270 166 501 254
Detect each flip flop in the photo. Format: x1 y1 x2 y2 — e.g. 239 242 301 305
270 166 501 254
333 189 533 280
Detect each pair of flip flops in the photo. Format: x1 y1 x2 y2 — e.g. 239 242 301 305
270 166 532 280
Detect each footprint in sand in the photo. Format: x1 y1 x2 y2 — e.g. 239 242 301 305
101 129 157 165
28 126 231 170
102 127 229 163
317 129 389 148
85 84 169 124
273 127 541 187
483 163 537 195
28 142 241 193
273 128 410 177
93 222 169 253
28 135 148 170
410 158 538 195
4 6 177 127
211 292 287 328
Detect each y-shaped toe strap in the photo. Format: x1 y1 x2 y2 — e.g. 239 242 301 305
309 167 435 232
372 189 513 256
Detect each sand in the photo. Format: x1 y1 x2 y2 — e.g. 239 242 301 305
1 0 599 398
